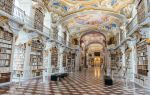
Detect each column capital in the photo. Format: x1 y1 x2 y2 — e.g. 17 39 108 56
127 39 137 48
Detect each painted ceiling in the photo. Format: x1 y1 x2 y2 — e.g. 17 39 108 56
63 11 122 34
45 0 134 35
48 0 134 13
80 32 105 48
87 44 104 52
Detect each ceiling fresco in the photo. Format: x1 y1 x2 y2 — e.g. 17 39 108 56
45 0 134 35
80 32 105 48
63 12 122 33
48 0 134 15
87 44 104 52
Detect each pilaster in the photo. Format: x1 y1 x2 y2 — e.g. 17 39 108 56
57 46 65 73
120 45 126 67
43 41 53 83
126 39 137 82
23 43 31 80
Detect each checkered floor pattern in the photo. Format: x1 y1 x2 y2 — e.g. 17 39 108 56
0 68 150 95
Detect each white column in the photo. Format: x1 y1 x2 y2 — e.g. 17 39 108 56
43 42 52 83
75 50 80 71
120 23 127 39
120 45 126 67
57 46 65 73
23 43 31 80
127 40 137 82
120 45 126 77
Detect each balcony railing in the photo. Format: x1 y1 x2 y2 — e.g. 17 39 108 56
0 2 74 48
0 3 51 36
126 14 138 35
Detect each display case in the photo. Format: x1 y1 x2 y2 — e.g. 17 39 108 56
137 40 148 76
0 27 13 83
30 40 43 77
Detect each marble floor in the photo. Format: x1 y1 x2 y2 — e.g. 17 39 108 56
0 67 150 95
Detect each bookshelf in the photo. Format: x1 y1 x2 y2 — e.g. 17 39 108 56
67 53 71 72
137 0 146 24
30 40 43 77
110 53 117 70
12 44 25 81
0 0 14 15
71 53 75 71
137 40 148 76
0 27 13 83
51 47 58 73
110 50 121 70
34 8 44 32
51 47 58 66
147 0 150 12
63 53 66 67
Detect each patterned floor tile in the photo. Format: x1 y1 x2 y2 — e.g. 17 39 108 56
0 68 150 95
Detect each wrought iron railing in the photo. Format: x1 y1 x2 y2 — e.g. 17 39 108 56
126 14 138 35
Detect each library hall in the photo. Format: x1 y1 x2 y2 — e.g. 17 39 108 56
0 0 150 95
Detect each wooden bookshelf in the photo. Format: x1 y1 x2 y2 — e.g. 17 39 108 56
110 53 117 70
67 53 71 72
71 53 75 71
34 8 44 32
0 0 14 15
137 0 146 24
0 27 13 83
63 53 66 67
51 47 58 66
110 50 121 70
30 40 43 77
137 40 148 76
147 0 150 12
